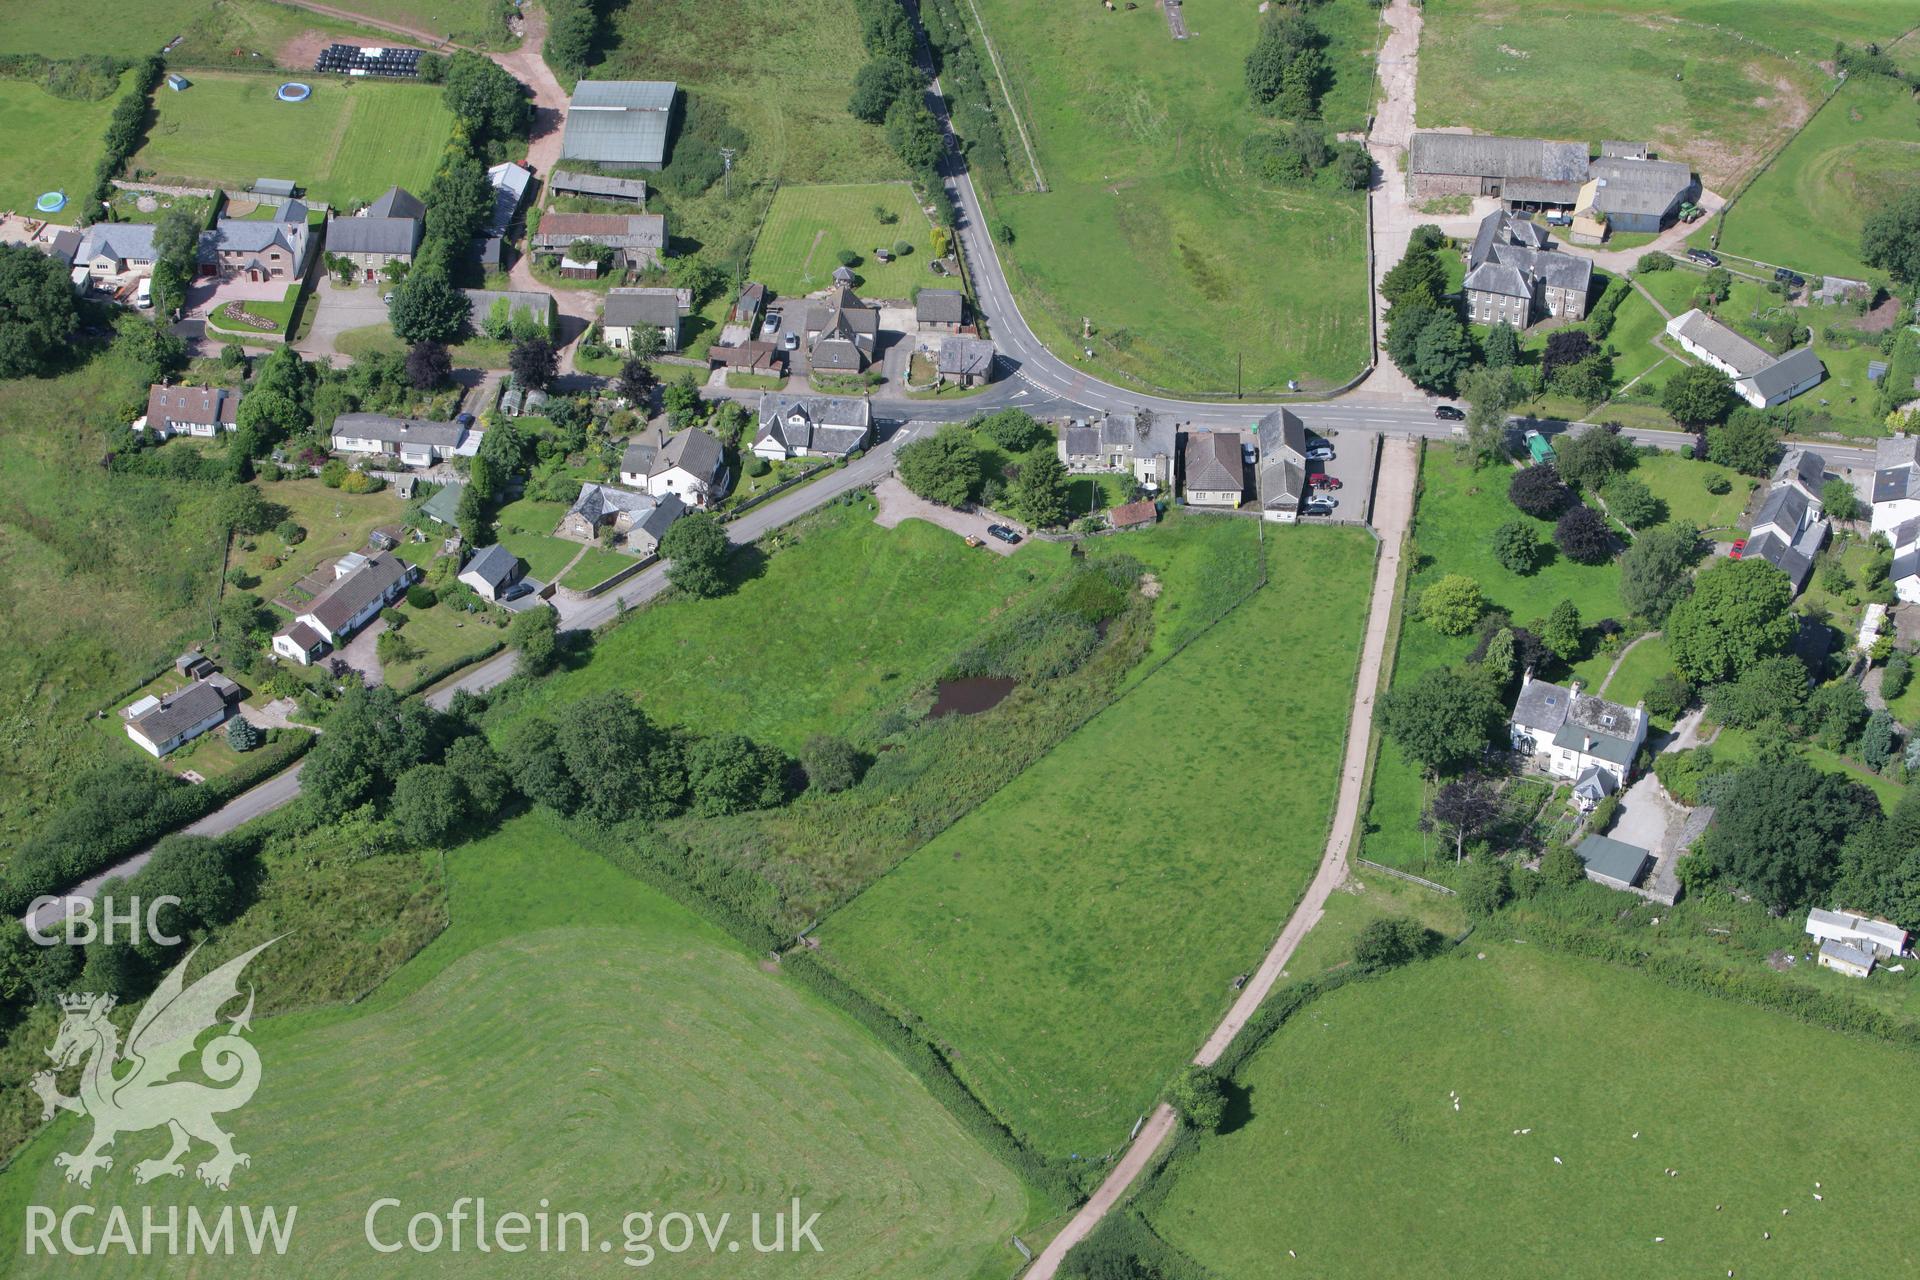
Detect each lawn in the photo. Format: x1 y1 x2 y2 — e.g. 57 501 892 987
0 814 1033 1275
499 499 1074 750
1597 632 1673 723
556 545 634 591
132 72 455 209
0 0 398 62
315 0 515 45
1601 284 1678 390
819 525 1378 1157
1710 73 1920 279
234 478 406 605
1148 943 1920 1278
1279 872 1467 981
0 72 134 224
1417 0 1914 191
749 182 937 301
378 598 506 690
968 0 1373 393
1629 452 1751 536
491 497 583 582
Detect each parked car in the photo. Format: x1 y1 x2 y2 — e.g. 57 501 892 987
1434 405 1464 421
455 412 476 428
1304 496 1339 516
501 581 534 601
1773 266 1806 288
1729 538 1747 560
1306 441 1335 462
1310 473 1342 491
383 291 396 304
1544 213 1572 227
986 524 1022 544
963 535 984 548
783 331 800 351
1686 249 1720 267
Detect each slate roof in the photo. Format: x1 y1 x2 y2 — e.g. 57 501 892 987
147 383 241 429
1409 132 1591 182
1183 432 1244 493
1773 447 1825 495
562 80 677 166
253 178 297 198
1750 485 1810 541
1550 689 1643 766
1464 260 1533 300
532 213 666 251
278 619 327 654
332 413 466 449
274 200 309 224
306 552 412 634
620 433 659 476
201 218 306 261
604 287 682 328
326 211 422 257
1742 519 1826 593
710 340 783 371
1740 344 1824 404
1668 309 1773 375
1575 835 1653 888
1873 437 1920 504
461 543 522 590
1062 412 1178 462
916 287 965 325
1513 677 1571 733
1585 155 1695 218
367 186 426 220
569 481 658 525
1255 409 1309 511
655 428 724 483
1573 763 1619 801
754 394 872 456
549 169 649 202
128 681 229 747
633 492 686 542
935 336 995 378
77 222 159 264
43 228 81 265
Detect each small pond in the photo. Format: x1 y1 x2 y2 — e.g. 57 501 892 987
928 676 1016 719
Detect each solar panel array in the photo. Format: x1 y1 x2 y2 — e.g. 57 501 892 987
314 45 422 77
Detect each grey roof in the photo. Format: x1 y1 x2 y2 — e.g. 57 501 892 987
477 235 504 268
1750 485 1809 540
332 413 466 448
201 218 305 260
1572 763 1619 801
1575 835 1653 888
1063 425 1101 456
279 619 327 653
810 337 864 370
549 169 648 202
735 282 765 314
1512 676 1572 733
1255 409 1308 511
819 285 878 339
754 394 872 456
633 492 686 542
1495 242 1591 290
484 162 532 236
77 221 159 264
604 287 682 328
1501 177 1584 205
306 552 412 634
1409 132 1591 182
1820 938 1877 971
562 80 677 166
621 433 659 475
1183 432 1244 493
1742 520 1825 593
1669 309 1773 375
1599 141 1649 160
935 336 995 378
1586 156 1695 218
1741 344 1824 403
367 186 425 220
1550 689 1642 766
1464 260 1532 300
1469 210 1549 266
275 199 308 224
253 178 297 197
569 482 658 524
655 427 724 483
326 213 422 257
462 543 522 590
917 288 965 324
129 680 229 747
1807 907 1908 953
1773 448 1824 494
1063 412 1177 461
43 228 81 265
531 212 666 251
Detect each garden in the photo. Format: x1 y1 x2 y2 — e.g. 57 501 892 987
748 182 938 301
0 71 137 221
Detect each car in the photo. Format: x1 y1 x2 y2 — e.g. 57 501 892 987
1306 442 1335 462
500 581 534 601
1773 266 1806 288
1434 405 1464 421
1729 538 1747 560
1310 473 1342 491
783 331 800 351
1544 213 1572 227
986 524 1022 544
963 535 984 548
1304 496 1338 516
1686 249 1720 267
455 412 476 428
383 291 395 304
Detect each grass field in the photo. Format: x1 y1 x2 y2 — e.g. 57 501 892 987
556 545 634 591
1711 73 1920 279
969 0 1372 393
1150 944 1920 1277
749 183 936 301
0 814 1032 1275
133 72 455 209
1417 0 1916 190
316 0 514 44
0 73 134 223
0 0 398 61
1629 452 1752 536
1602 284 1678 390
499 500 1074 751
1598 632 1673 719
820 525 1377 1157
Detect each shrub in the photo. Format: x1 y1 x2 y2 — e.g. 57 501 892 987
1637 251 1674 272
225 717 262 752
276 519 305 545
1418 573 1484 635
1704 472 1731 495
1509 464 1572 518
746 455 771 478
1645 671 1695 721
320 459 348 488
1168 1065 1228 1132
406 585 438 609
1884 651 1912 701
1352 917 1435 971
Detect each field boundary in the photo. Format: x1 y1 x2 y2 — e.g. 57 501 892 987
1354 857 1455 894
953 0 1046 192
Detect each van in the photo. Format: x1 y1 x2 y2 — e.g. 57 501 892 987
134 277 152 309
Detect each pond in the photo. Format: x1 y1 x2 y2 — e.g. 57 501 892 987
928 676 1016 719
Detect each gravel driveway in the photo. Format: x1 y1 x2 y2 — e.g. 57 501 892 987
871 476 1023 554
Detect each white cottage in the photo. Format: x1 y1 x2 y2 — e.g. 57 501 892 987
1510 673 1647 790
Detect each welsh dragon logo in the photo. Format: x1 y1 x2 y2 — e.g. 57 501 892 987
32 939 276 1191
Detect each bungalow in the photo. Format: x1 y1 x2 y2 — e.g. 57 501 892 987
272 552 419 664
1253 409 1308 523
603 287 686 352
1510 673 1647 790
1664 309 1825 409
1807 907 1908 978
752 394 873 460
644 427 728 508
1182 431 1245 507
198 217 310 282
326 186 425 280
140 383 242 439
934 336 996 387
1058 412 1176 491
75 222 159 278
532 213 667 271
1870 435 1920 536
1573 834 1655 892
548 169 648 204
916 287 965 333
125 677 243 757
457 543 525 602
709 341 785 377
559 483 685 555
330 413 473 467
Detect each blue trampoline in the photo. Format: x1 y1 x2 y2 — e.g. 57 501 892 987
35 190 66 213
276 82 312 102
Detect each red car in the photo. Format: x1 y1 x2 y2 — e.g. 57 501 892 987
1310 473 1343 491
1729 538 1746 560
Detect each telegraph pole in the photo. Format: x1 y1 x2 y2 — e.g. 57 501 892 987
719 147 736 199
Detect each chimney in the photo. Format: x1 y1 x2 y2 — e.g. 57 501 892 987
1568 680 1583 699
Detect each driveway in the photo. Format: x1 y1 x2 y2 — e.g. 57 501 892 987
299 276 392 359
337 619 387 686
871 476 1022 553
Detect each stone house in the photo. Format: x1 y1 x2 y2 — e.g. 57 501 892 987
1057 412 1176 491
325 186 425 281
1464 211 1591 326
752 395 873 460
559 483 685 556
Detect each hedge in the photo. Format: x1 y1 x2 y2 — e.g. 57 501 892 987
394 639 506 698
82 56 163 225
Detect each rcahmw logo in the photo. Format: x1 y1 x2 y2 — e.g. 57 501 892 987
23 939 298 1259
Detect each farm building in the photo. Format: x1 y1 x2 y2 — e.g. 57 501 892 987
561 80 677 171
603 287 687 353
1573 835 1654 893
1663 310 1825 409
549 170 648 204
531 212 667 271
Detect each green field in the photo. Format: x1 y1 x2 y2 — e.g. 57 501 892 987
1711 73 1920 279
556 545 634 591
133 72 454 209
317 0 515 44
969 0 1373 393
501 500 1074 751
1149 944 1920 1277
1418 0 1914 191
1629 451 1751 535
0 73 133 223
0 0 397 61
750 182 937 301
821 525 1377 1156
0 815 1031 1274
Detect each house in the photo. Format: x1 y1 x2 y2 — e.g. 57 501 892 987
1806 907 1908 979
1772 447 1825 508
272 621 329 666
125 678 242 757
603 287 686 352
326 186 425 280
1889 517 1920 605
1870 436 1920 535
934 336 996 387
330 413 473 467
1109 498 1157 530
559 483 685 555
752 394 873 460
561 80 678 171
140 384 242 439
1574 155 1698 234
271 552 418 664
618 428 661 486
198 217 310 282
733 282 766 326
41 228 82 270
1407 132 1591 206
1253 409 1309 523
548 169 648 204
1464 210 1592 325
916 288 965 332
1183 432 1245 507
1058 412 1175 491
457 543 525 602
1510 673 1647 789
1740 482 1827 595
709 341 785 377
531 212 667 270
644 428 728 507
463 288 555 338
75 222 159 277
1663 309 1825 408
1573 835 1655 892
805 285 881 371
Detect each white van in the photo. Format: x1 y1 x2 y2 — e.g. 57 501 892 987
134 277 152 309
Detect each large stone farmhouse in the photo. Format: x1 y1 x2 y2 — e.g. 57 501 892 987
1464 210 1592 326
1057 411 1176 491
326 186 425 280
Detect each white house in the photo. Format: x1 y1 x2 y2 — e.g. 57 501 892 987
1739 483 1827 596
752 395 873 461
628 428 728 508
140 384 242 438
603 287 687 353
1807 907 1908 978
1663 309 1824 409
330 414 474 468
1870 436 1920 536
1887 517 1920 605
124 676 242 757
457 543 525 602
271 552 418 664
1510 674 1647 789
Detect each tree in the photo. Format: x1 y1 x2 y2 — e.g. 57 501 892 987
1821 476 1863 523
234 389 305 451
1805 679 1868 752
1646 671 1695 721
1602 476 1660 528
1379 249 1448 310
390 763 470 847
501 717 577 814
884 97 944 172
1884 651 1912 701
392 340 449 393
1418 573 1484 636
1490 519 1542 575
442 50 531 144
456 480 489 547
1553 506 1613 565
1619 521 1701 624
151 204 202 315
977 408 1048 453
225 717 262 752
1482 322 1520 369
553 691 686 822
423 151 494 249
1666 557 1797 686
668 254 727 307
617 355 657 408
1168 1066 1228 1132
510 606 560 677
1539 599 1582 661
897 426 980 506
1328 140 1373 190
1861 709 1897 770
1457 857 1512 917
1460 365 1520 466
1480 627 1518 688
1707 655 1809 731
660 511 731 598
1244 6 1325 116
0 242 77 377
801 734 861 793
1706 411 1778 476
1010 452 1070 528
138 834 246 928
113 313 187 382
1698 266 1733 307
1379 667 1503 776
1861 187 1920 287
1539 841 1586 888
686 734 786 816
300 685 446 820
1553 427 1632 493
1423 772 1500 863
389 268 469 344
509 336 557 391
1508 463 1571 519
1662 364 1737 428
215 484 272 534
1352 917 1432 971
1384 300 1437 373
1541 330 1597 385
663 372 704 424
1703 755 1878 910
1410 310 1473 394
848 57 919 123
543 0 599 75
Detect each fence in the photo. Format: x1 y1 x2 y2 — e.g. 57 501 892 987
1355 857 1456 895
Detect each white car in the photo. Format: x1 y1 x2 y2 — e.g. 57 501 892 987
1306 442 1335 462
1305 496 1338 516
